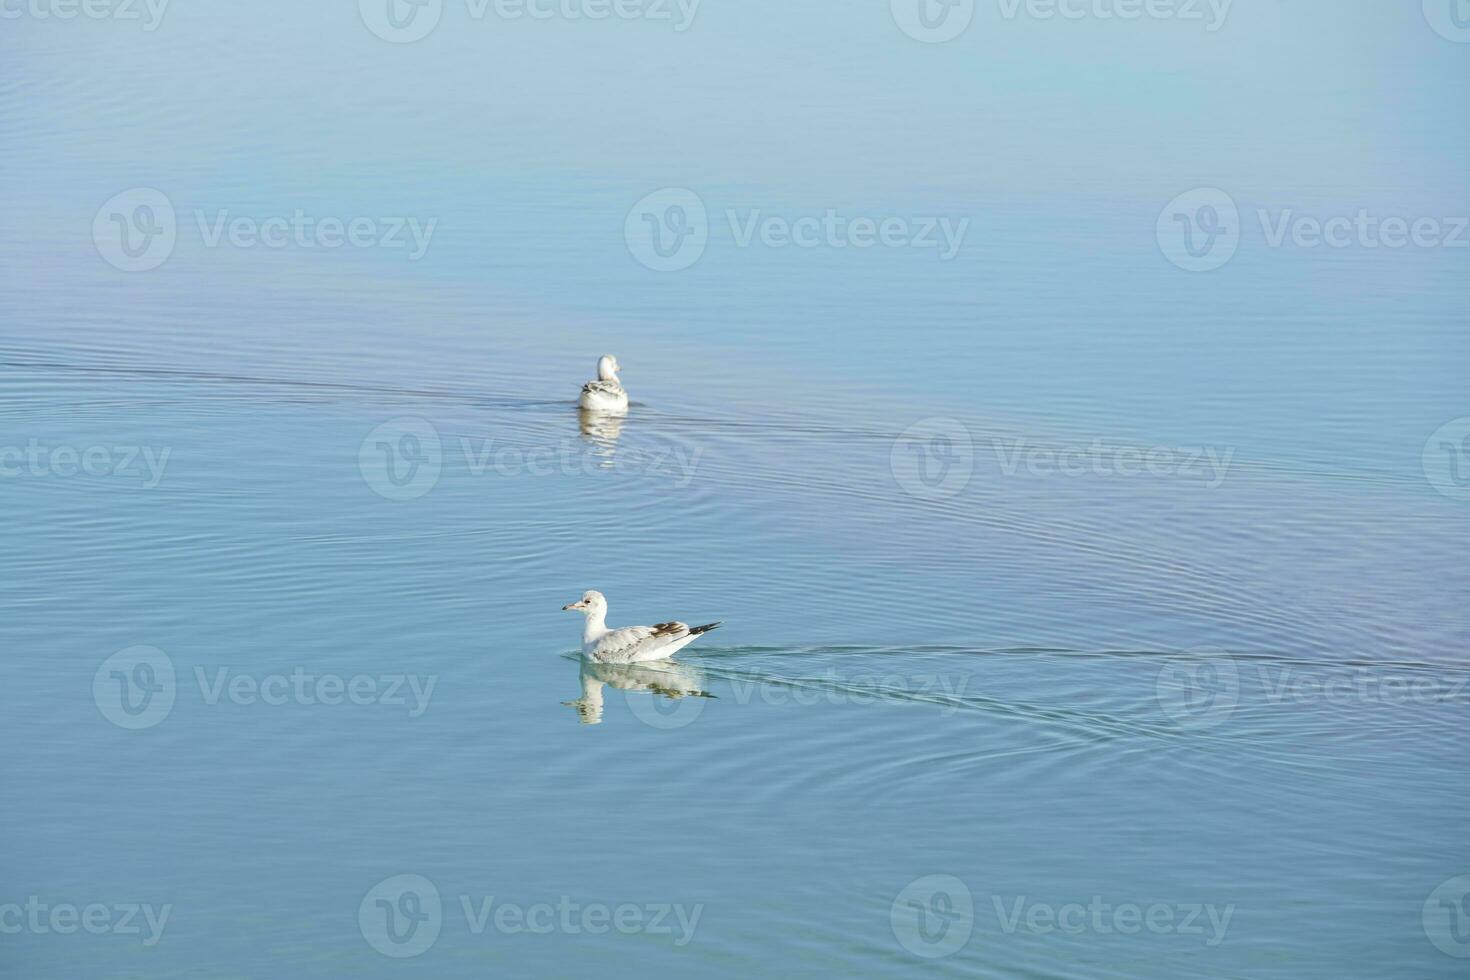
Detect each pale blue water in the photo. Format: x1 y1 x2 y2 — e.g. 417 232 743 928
3 3 1469 978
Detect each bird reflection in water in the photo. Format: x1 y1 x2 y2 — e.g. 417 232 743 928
562 658 714 725
578 408 625 468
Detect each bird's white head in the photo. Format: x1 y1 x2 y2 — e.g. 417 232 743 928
596 354 621 383
562 590 607 615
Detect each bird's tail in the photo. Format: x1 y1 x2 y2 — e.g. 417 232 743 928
689 622 722 636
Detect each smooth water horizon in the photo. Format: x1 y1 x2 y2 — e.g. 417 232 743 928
3 3 1468 978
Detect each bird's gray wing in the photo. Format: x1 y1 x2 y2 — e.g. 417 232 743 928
581 380 624 397
589 622 690 663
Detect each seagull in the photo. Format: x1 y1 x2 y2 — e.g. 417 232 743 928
562 590 721 664
578 354 628 413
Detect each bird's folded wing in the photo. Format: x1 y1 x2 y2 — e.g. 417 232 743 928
590 622 690 661
581 380 624 396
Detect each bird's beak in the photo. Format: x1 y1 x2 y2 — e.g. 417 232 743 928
562 601 583 611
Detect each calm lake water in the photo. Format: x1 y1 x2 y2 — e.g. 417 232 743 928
3 4 1468 978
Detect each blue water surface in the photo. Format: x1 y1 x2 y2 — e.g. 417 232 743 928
2 3 1468 977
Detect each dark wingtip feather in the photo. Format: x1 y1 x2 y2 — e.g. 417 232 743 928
689 622 722 635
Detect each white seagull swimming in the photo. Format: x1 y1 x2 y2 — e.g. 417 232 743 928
562 590 721 664
578 354 628 413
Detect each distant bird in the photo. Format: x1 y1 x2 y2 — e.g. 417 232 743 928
578 354 628 413
562 590 721 663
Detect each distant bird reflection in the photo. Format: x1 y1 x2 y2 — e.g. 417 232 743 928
578 408 625 467
562 658 713 725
